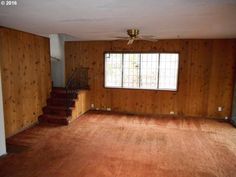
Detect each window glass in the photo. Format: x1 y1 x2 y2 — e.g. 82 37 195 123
140 54 159 89
105 53 122 87
123 53 140 88
159 53 178 90
104 53 179 91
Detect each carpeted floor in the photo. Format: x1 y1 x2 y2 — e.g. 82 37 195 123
0 111 236 177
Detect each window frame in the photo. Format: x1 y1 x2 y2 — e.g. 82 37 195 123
103 51 180 92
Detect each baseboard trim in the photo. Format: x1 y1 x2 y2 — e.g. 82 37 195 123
6 121 39 139
230 119 236 127
87 109 229 122
0 152 7 158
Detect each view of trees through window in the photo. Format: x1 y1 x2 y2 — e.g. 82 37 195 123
105 53 179 91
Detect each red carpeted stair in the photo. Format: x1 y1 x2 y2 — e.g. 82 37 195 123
38 87 78 125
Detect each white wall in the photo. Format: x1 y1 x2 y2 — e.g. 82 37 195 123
0 66 6 156
50 34 65 87
50 34 78 87
232 75 236 125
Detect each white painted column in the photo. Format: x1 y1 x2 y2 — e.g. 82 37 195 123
231 75 236 125
0 66 6 156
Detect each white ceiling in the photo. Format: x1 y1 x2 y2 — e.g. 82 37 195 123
0 0 236 40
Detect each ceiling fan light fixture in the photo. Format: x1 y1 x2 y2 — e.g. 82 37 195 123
127 29 139 38
114 29 157 45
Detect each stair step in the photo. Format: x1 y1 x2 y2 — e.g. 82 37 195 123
52 87 78 94
39 114 71 125
51 92 78 99
45 105 73 110
47 98 76 107
38 87 79 125
53 87 65 90
43 106 73 116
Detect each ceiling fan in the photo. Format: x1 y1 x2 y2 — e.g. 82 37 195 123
115 29 158 45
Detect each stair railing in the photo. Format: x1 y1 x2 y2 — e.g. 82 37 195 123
65 67 89 116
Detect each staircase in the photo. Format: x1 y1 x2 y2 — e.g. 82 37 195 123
38 87 78 125
38 67 89 125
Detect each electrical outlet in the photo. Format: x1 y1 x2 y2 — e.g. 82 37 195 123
218 107 222 112
170 111 175 115
91 104 94 108
107 108 111 111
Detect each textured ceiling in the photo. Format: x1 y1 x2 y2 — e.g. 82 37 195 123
0 0 236 40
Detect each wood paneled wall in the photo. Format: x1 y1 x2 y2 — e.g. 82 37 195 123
0 27 51 137
71 90 91 121
65 40 236 119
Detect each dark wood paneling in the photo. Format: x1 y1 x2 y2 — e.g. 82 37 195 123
0 27 51 137
65 39 236 119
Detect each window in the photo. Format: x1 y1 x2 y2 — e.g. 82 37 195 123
105 52 179 91
123 53 140 88
105 53 122 87
159 54 179 90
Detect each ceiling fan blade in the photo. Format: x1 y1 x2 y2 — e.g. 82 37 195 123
140 35 156 38
139 35 158 42
127 38 134 45
113 36 129 39
144 38 159 42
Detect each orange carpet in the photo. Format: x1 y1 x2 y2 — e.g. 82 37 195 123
0 111 236 177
